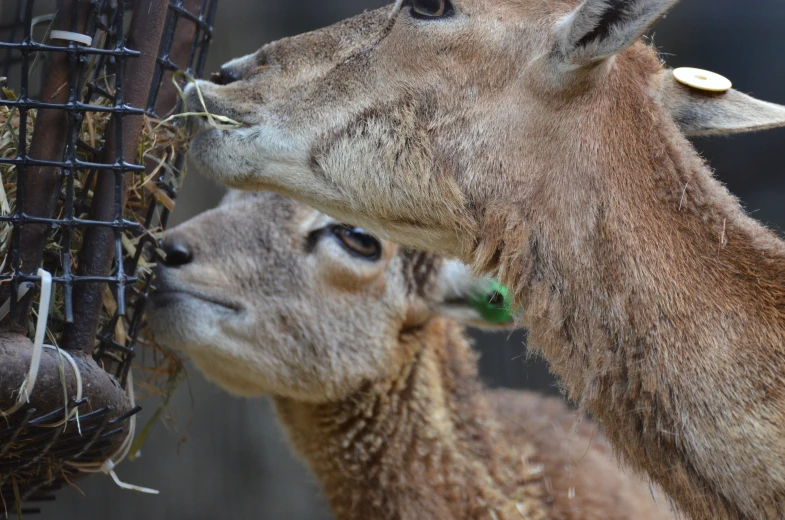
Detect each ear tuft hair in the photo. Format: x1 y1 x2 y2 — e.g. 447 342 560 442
575 0 628 48
556 0 680 66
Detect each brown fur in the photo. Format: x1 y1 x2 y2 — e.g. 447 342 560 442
183 2 785 518
149 192 673 520
276 319 672 520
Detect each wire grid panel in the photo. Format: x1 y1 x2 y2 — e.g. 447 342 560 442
0 0 218 385
95 0 220 379
0 0 218 510
0 0 145 382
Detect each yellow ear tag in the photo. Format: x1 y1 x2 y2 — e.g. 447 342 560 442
673 67 733 93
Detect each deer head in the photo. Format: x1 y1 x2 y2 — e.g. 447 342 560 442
147 191 679 520
182 2 785 518
185 0 785 261
148 191 513 401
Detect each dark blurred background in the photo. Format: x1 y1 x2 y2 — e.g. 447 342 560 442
9 0 783 518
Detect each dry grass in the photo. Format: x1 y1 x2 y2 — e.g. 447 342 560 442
0 81 190 424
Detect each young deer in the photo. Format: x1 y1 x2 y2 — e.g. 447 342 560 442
183 2 785 518
149 191 674 520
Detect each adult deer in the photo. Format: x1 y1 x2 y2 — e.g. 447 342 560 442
184 1 785 518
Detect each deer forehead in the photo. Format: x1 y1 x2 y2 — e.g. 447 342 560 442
217 1 566 92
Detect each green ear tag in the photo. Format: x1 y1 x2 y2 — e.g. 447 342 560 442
469 281 517 324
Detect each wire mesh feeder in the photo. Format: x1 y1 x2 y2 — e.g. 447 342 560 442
0 0 217 512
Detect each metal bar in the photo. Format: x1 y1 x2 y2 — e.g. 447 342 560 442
62 0 169 354
0 156 146 169
0 41 140 56
2 0 95 330
0 99 144 112
151 0 203 116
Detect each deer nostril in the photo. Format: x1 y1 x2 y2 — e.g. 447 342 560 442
210 67 242 86
162 240 193 267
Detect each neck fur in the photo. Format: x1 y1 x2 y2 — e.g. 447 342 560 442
472 71 785 519
273 319 542 520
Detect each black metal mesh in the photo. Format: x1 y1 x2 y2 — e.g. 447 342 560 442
0 0 218 511
0 0 217 383
149 0 219 118
94 0 220 382
1 1 145 382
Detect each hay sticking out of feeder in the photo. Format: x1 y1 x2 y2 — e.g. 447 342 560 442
0 87 189 417
1 75 246 463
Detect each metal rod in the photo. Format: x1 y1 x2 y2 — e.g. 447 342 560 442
152 0 204 116
63 0 169 354
1 0 94 331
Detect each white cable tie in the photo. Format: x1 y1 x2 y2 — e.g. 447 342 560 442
107 468 159 495
30 14 56 31
95 459 160 495
50 30 93 47
1 269 53 417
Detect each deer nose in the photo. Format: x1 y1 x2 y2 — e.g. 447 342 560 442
210 67 242 86
161 239 193 267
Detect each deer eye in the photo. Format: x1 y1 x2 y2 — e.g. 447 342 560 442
331 225 382 261
409 0 454 19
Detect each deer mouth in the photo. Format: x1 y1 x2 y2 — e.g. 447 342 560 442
183 81 250 136
152 288 244 313
186 111 248 138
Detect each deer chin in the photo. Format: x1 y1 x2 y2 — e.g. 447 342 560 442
186 349 276 398
148 289 244 354
187 120 316 193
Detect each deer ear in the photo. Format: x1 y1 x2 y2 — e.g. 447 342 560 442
658 70 785 137
555 0 679 66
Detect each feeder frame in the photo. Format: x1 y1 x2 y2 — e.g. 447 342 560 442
0 0 218 511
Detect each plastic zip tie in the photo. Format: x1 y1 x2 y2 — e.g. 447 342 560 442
50 30 93 47
1 269 53 416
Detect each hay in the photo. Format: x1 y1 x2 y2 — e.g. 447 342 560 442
0 71 246 476
0 83 190 429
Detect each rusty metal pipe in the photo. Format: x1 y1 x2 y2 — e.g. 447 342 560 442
62 0 169 354
3 0 93 330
